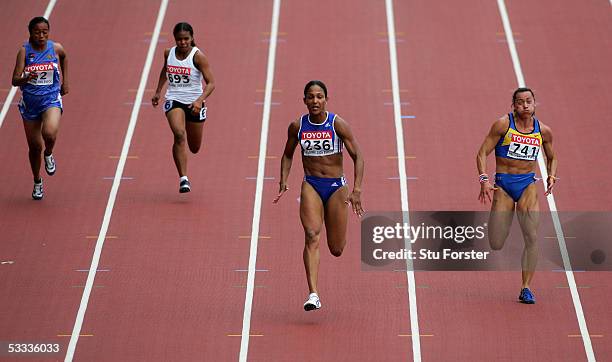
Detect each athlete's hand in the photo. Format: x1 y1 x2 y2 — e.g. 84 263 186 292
151 93 161 107
478 181 497 204
24 71 38 82
273 183 289 204
60 83 69 96
346 190 364 217
189 100 204 115
544 175 557 196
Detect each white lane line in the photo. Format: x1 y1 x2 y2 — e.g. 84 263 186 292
0 0 58 128
63 1 169 361
496 1 595 361
239 0 281 361
384 1 422 361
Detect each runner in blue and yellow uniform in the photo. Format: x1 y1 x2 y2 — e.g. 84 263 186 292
11 17 68 200
477 87 558 304
274 80 364 311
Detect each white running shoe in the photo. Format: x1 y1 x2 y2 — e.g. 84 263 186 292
44 154 56 176
179 177 191 193
32 179 44 200
303 292 321 311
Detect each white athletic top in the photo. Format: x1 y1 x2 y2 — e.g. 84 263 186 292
165 46 203 103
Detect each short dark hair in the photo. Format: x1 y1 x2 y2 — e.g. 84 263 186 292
173 22 196 47
512 87 535 104
28 16 49 33
304 80 328 98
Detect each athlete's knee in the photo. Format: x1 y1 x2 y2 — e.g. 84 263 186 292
27 142 43 154
523 235 538 249
304 228 321 244
41 130 56 144
488 229 508 250
329 244 345 257
489 242 504 251
488 236 505 251
188 142 201 154
173 131 186 145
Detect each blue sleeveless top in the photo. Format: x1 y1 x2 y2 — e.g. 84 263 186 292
21 40 61 96
298 112 343 157
495 113 542 161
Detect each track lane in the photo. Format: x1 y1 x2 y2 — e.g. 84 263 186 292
0 0 165 359
68 1 275 361
503 0 612 358
392 0 596 360
247 0 413 361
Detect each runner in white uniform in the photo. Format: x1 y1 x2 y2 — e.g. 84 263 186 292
152 22 215 193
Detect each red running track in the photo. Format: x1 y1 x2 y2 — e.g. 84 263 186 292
1 0 610 361
1 0 170 360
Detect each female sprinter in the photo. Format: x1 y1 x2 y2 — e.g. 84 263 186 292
152 22 215 193
12 16 68 200
274 80 364 311
477 87 557 304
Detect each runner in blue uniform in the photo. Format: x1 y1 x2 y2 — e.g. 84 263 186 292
275 80 364 311
11 17 68 200
477 87 558 304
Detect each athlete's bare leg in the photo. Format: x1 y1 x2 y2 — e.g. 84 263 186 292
324 186 349 257
300 181 324 294
185 118 204 154
516 183 539 288
166 109 188 177
488 187 515 250
40 107 61 157
22 120 44 181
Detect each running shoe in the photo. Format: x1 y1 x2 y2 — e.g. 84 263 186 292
303 293 321 311
44 154 56 176
519 288 535 304
179 178 191 193
32 179 44 200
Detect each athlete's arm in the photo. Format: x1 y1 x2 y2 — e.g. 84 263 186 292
152 49 170 107
335 117 365 217
274 120 300 203
476 117 507 203
54 42 68 96
11 47 36 87
540 122 557 195
191 51 215 114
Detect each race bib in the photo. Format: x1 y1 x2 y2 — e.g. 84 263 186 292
25 63 54 86
301 130 334 156
507 133 540 161
167 65 191 88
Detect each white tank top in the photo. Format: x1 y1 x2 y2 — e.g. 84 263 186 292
165 46 203 103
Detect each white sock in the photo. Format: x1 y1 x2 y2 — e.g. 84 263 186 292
180 176 189 182
309 292 318 299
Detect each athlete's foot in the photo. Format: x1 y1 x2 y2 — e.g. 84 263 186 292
519 287 535 304
32 178 44 200
179 176 191 193
303 292 321 311
44 154 56 176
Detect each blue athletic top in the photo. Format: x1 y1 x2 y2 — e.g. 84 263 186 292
21 40 61 96
495 113 542 161
298 112 343 157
